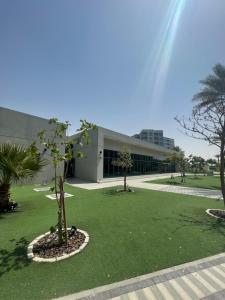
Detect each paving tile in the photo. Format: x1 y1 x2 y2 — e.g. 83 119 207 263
55 254 225 300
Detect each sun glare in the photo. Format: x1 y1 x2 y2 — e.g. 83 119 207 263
136 0 187 110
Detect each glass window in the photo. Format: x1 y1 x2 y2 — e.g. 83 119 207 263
103 149 175 177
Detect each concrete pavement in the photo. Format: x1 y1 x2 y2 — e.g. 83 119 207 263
66 174 222 199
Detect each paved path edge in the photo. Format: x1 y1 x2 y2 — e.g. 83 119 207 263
54 252 225 300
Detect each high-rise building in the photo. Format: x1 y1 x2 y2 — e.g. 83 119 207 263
163 137 175 149
132 129 175 150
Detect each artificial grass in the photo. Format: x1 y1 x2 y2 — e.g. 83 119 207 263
149 175 221 190
0 183 225 299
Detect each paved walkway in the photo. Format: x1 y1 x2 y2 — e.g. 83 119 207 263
132 182 222 200
67 174 222 199
55 253 225 300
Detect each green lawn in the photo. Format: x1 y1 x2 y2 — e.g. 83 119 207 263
1 184 225 300
148 175 221 190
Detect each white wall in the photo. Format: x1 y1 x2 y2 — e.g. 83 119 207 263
0 107 64 183
72 129 99 182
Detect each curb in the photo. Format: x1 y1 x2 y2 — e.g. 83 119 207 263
27 228 89 262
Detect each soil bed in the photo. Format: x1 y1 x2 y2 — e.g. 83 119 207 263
33 230 86 259
207 209 225 220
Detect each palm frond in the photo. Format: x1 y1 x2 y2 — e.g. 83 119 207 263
0 143 47 185
192 64 225 107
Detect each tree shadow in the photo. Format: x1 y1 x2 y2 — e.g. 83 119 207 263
205 185 220 190
188 177 203 180
151 212 225 249
164 181 181 185
0 209 24 221
103 187 135 197
0 213 5 220
103 188 126 197
0 237 31 278
172 213 225 239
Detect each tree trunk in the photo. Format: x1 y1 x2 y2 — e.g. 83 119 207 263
124 169 127 191
57 204 63 245
59 176 67 245
219 144 225 207
0 183 10 210
54 168 63 244
54 167 58 199
180 172 183 183
194 169 197 178
183 172 186 183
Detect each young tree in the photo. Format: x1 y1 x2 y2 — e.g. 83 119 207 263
189 155 205 177
167 152 189 183
38 118 95 245
175 63 225 206
173 145 182 152
207 158 217 165
0 143 45 211
206 158 217 174
202 164 209 176
112 149 133 191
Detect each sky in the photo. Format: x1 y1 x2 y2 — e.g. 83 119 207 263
0 0 225 159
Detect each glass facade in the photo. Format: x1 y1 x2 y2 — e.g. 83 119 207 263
103 149 175 178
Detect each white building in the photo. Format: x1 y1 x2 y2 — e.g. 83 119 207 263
133 129 175 150
72 127 175 182
0 107 176 183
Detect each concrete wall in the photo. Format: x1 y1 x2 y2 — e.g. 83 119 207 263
71 129 99 182
0 107 64 183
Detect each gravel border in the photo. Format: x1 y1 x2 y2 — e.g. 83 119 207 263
27 228 89 262
206 208 225 220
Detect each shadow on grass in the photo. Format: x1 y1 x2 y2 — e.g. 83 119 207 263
103 188 135 197
151 212 225 249
209 185 221 190
188 177 203 181
0 209 23 220
103 188 126 197
164 181 182 186
173 213 225 239
0 237 31 278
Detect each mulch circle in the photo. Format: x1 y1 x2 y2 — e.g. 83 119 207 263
33 230 86 259
207 209 225 220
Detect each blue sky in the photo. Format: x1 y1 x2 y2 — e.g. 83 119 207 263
0 0 224 159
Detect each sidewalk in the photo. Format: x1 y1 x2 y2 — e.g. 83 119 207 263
67 174 222 199
66 173 181 190
131 182 222 200
55 253 225 300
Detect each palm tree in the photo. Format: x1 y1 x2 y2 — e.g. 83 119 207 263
193 63 225 108
0 143 46 211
